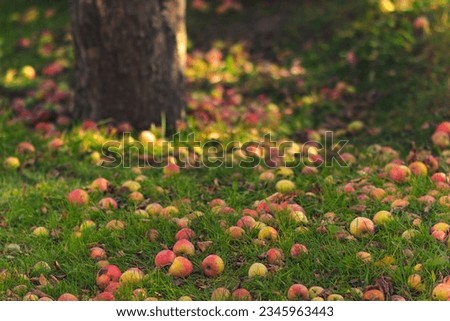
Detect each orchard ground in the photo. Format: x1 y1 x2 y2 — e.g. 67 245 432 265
0 0 449 301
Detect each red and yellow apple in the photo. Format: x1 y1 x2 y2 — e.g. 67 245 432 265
232 288 252 301
89 178 110 192
67 189 89 206
119 268 144 284
201 255 224 277
258 226 278 241
173 239 195 256
290 243 308 257
349 217 375 237
211 287 231 300
267 248 284 265
362 289 384 301
373 210 393 225
287 284 309 300
168 257 193 278
431 283 450 300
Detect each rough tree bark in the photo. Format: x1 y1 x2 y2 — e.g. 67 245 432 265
71 0 185 131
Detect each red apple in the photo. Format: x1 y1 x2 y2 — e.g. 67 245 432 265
349 217 375 237
287 284 309 300
431 173 447 183
48 138 64 151
58 293 78 301
96 264 121 289
90 247 107 260
362 289 385 301
175 228 196 240
201 255 225 277
209 198 226 208
104 282 120 293
236 216 256 229
431 230 447 242
436 121 450 134
227 226 245 239
96 274 111 290
67 189 89 206
388 165 410 183
232 288 252 301
414 16 429 31
242 208 259 218
81 120 98 131
370 188 386 200
266 248 284 265
259 213 275 224
98 197 118 210
290 243 308 257
173 239 195 256
94 292 114 301
129 192 144 203
163 163 180 176
154 250 176 268
16 142 35 155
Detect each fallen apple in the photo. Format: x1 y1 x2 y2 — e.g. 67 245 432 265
155 250 176 268
211 287 231 301
349 217 375 237
232 288 252 301
3 157 20 170
66 189 89 206
173 239 195 256
287 284 308 300
266 248 284 265
201 255 225 277
431 283 450 300
168 257 193 278
373 210 393 225
248 262 268 278
119 268 144 284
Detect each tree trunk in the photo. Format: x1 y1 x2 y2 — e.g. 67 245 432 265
71 0 185 132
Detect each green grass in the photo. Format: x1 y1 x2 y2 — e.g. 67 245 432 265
0 0 449 301
0 118 449 300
